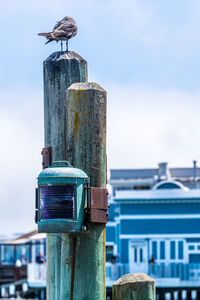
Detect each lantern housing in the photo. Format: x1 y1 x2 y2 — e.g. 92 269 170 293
36 161 89 233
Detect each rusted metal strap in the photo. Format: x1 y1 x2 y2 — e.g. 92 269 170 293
41 146 52 169
89 187 109 224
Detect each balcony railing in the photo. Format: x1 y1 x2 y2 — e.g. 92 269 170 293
27 263 46 284
106 262 200 285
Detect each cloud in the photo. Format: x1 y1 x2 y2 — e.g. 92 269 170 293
0 82 200 234
0 89 43 235
105 82 200 169
1 0 200 235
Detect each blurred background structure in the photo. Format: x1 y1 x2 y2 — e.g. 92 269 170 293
1 0 200 299
1 0 200 235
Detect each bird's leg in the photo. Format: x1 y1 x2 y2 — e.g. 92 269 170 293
61 41 63 52
66 40 68 52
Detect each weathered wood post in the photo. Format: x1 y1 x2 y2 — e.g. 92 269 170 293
112 273 156 300
43 51 88 300
65 82 107 299
44 51 87 161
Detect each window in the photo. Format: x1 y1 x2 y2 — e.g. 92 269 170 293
188 245 195 250
134 248 137 262
134 186 150 190
106 245 114 262
4 245 14 264
178 241 183 259
160 241 165 260
152 241 157 259
140 248 143 263
170 241 176 259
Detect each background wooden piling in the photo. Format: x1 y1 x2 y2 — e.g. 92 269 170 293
43 51 88 300
112 273 155 300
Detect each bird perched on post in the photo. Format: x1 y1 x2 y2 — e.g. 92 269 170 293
38 16 77 52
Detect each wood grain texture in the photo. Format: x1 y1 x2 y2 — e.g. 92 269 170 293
43 51 88 161
66 82 107 300
112 273 155 300
43 51 88 300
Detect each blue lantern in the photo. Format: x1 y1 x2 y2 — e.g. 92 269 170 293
35 161 89 233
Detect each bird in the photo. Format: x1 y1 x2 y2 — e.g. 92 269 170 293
38 16 77 52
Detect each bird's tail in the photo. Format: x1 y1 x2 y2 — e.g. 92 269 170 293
45 39 53 44
38 32 52 37
38 32 54 44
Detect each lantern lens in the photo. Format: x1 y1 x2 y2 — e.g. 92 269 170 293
40 185 75 219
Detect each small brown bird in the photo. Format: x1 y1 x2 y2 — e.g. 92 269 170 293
38 16 77 51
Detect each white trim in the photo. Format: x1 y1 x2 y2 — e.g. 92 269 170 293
120 234 200 239
106 242 114 246
107 222 117 227
116 214 200 220
109 179 154 185
153 180 189 191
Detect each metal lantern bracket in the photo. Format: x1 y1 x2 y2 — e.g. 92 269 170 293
41 147 52 169
86 187 109 224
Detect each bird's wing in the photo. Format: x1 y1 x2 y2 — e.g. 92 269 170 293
53 18 65 31
52 29 68 39
59 23 75 30
56 21 76 32
53 16 76 30
52 28 72 38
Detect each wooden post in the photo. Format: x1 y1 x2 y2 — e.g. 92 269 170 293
64 82 107 299
43 51 88 161
43 51 88 300
112 273 155 300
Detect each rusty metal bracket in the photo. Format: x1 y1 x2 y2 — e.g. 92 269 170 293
87 187 109 224
41 146 52 169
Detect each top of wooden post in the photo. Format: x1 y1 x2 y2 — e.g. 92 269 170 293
113 273 155 300
113 273 155 287
44 51 87 63
68 82 106 92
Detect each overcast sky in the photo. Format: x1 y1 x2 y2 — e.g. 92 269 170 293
1 0 200 235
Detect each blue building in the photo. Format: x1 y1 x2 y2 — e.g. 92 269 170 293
106 162 200 289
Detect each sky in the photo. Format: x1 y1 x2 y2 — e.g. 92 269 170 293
1 0 200 235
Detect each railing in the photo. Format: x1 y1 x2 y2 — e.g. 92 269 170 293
0 265 27 284
27 263 46 283
106 262 128 285
149 263 200 281
106 262 200 284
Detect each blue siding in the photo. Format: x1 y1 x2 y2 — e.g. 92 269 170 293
120 203 200 215
116 223 120 248
121 219 200 234
108 203 116 221
106 226 116 242
120 239 129 263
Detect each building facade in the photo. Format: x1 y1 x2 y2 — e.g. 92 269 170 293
106 162 200 288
